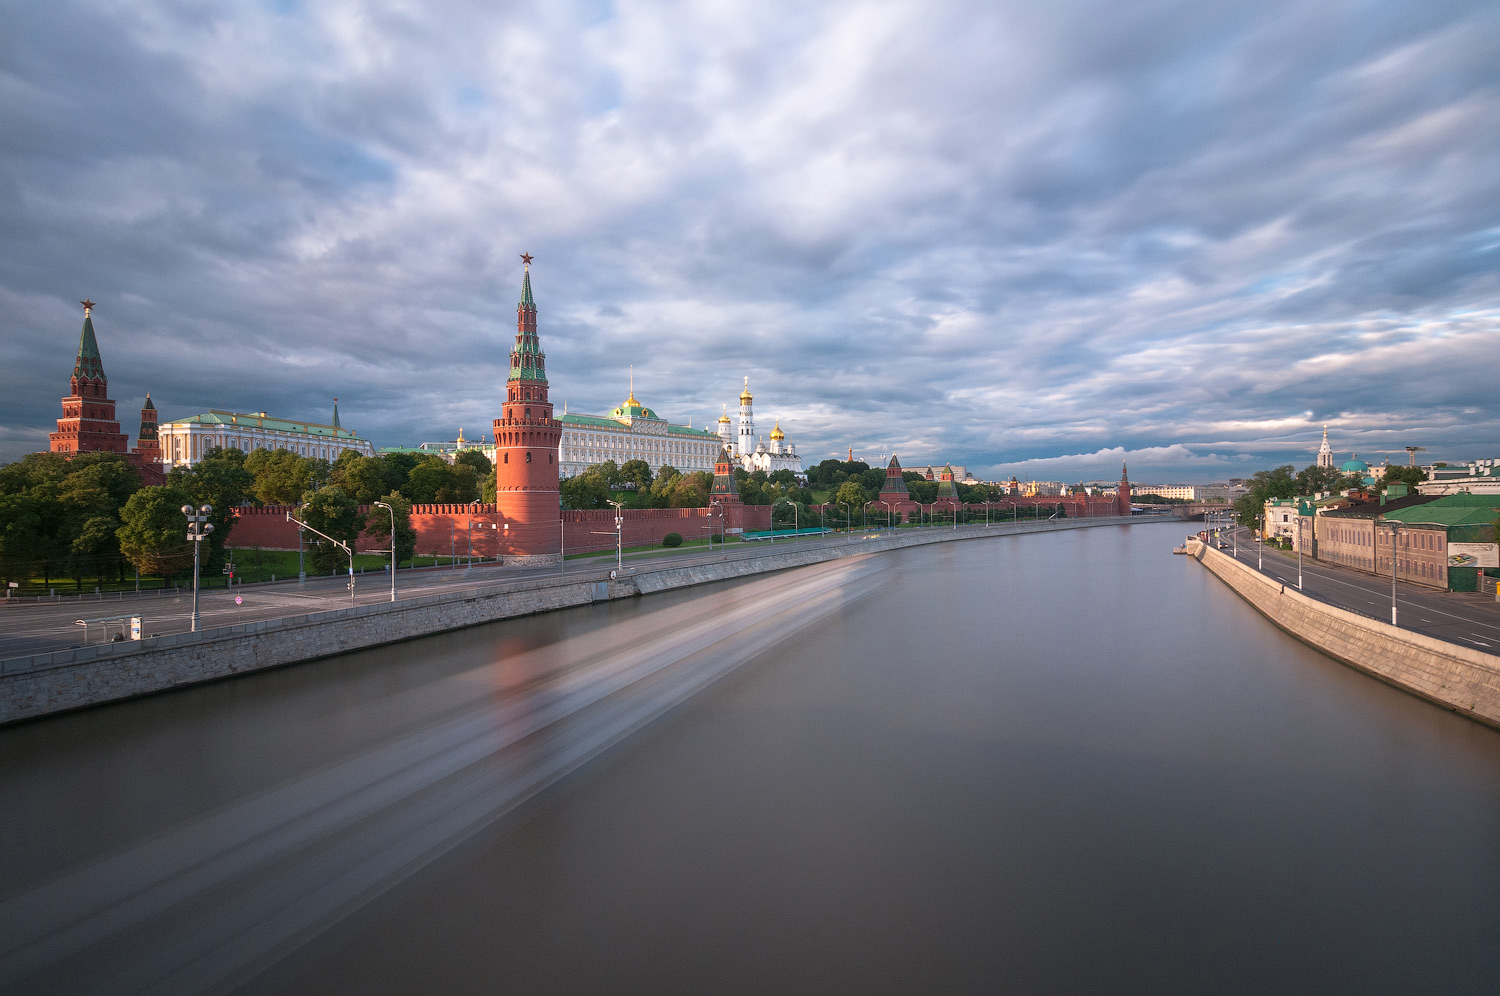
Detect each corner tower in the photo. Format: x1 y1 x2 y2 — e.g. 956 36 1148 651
492 256 562 564
1116 462 1131 516
49 300 128 455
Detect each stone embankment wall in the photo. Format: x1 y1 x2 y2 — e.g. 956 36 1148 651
0 517 1130 725
1189 539 1500 728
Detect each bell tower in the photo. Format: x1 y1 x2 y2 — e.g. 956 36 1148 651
492 255 562 564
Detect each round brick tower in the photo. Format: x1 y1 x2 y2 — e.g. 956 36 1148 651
492 256 562 564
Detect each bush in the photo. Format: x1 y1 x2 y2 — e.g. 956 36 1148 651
710 532 724 544
662 532 683 548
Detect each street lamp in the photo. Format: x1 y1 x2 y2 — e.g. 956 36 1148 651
182 504 213 632
372 501 396 602
606 499 624 574
286 509 355 607
1380 516 1400 626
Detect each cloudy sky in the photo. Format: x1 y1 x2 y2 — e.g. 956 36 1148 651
4 0 1498 482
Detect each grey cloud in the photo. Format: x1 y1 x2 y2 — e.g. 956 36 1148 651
2 0 1498 485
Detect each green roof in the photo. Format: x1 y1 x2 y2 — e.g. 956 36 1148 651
1382 493 1500 527
520 268 535 308
559 412 718 437
163 409 364 440
73 312 105 382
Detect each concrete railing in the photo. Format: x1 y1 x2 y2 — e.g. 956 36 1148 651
0 515 1133 725
1188 539 1500 729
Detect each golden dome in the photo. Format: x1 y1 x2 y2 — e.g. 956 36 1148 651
718 412 732 423
769 421 784 440
739 376 752 403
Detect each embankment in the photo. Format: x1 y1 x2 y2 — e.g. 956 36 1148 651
1189 539 1500 728
0 516 1132 725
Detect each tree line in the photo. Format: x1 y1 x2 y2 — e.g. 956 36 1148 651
1230 461 1426 528
0 446 500 590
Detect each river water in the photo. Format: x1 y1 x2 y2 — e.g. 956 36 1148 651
2 521 1498 993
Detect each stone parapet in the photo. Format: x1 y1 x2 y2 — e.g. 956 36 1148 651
1188 539 1500 728
1 516 1133 725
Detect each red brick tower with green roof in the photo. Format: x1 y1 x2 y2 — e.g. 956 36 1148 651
50 300 129 455
492 257 562 564
1116 462 1131 516
711 446 742 503
133 393 161 463
935 463 959 503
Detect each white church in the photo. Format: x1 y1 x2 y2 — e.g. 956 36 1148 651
716 378 806 481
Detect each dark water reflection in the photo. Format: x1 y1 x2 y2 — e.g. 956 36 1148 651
5 522 1500 993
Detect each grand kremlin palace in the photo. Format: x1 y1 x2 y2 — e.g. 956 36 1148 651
558 390 721 478
157 403 374 467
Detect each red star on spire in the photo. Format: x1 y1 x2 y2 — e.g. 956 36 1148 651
520 252 534 267
80 299 95 313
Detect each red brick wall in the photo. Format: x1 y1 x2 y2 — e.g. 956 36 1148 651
226 503 773 557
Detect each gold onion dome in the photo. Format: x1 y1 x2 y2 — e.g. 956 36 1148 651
740 387 753 403
770 421 784 440
718 412 732 423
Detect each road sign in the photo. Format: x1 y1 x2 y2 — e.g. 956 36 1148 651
234 595 243 606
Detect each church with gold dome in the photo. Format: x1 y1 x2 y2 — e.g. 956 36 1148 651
715 377 805 480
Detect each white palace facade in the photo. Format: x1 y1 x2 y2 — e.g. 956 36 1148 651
157 402 375 468
558 389 721 479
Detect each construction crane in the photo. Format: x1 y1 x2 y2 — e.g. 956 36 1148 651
1405 446 1425 466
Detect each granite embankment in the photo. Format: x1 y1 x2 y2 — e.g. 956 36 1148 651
1189 539 1500 728
0 516 1131 725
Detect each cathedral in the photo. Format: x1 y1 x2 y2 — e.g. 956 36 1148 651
715 377 805 480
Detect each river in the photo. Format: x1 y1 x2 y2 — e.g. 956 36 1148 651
2 520 1498 993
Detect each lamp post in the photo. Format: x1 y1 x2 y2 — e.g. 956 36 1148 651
1297 513 1305 590
372 501 396 602
296 504 306 584
1382 517 1400 626
286 509 355 607
1257 514 1263 571
182 504 214 632
606 499 624 574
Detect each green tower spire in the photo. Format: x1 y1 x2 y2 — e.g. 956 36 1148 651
73 306 105 383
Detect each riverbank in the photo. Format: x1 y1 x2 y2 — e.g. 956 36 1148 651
0 516 1134 725
1188 539 1500 728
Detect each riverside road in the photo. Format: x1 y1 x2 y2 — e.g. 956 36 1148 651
1207 523 1500 651
0 518 1127 660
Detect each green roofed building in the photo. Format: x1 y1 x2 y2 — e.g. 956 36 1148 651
558 383 721 479
157 401 375 467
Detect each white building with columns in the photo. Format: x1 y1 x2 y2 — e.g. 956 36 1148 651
715 377 805 480
157 402 374 467
558 386 720 479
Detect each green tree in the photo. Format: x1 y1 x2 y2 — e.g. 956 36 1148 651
379 452 419 494
245 448 316 505
1380 464 1427 491
834 479 868 526
561 473 611 510
454 448 493 479
618 459 653 493
364 492 417 566
169 447 253 572
330 454 391 505
0 493 43 587
669 471 711 507
403 457 480 504
117 486 194 583
301 485 361 574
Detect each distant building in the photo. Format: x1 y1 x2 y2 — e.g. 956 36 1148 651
157 401 374 467
910 464 970 484
1419 459 1500 495
1317 425 1334 469
1134 484 1198 500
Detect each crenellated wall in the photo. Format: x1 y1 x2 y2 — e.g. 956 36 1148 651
225 503 773 558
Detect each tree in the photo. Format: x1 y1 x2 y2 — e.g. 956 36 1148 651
300 485 361 574
618 459 653 493
0 493 43 587
561 473 611 510
117 486 194 583
1234 465 1296 527
245 448 316 505
669 472 711 507
454 448 493 479
403 457 480 504
330 454 392 505
834 480 867 526
1380 465 1427 491
169 447 253 572
364 491 417 566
